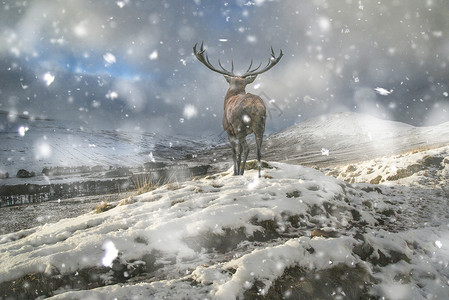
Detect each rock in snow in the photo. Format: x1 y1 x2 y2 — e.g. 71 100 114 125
1 154 449 299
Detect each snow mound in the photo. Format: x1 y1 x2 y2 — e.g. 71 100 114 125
328 145 449 186
0 161 448 299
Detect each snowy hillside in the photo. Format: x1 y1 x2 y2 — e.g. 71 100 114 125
265 112 449 167
4 111 449 179
0 111 209 176
197 112 449 171
1 155 448 299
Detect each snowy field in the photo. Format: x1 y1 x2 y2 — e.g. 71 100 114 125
0 192 133 235
1 144 449 299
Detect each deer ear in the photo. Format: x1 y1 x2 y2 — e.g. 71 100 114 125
244 75 257 84
224 75 232 83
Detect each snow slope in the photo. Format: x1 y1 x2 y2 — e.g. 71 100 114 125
1 156 448 299
0 110 209 175
196 112 449 171
264 112 449 166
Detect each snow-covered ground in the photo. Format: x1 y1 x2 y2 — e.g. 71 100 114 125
1 148 448 299
0 110 213 205
0 192 133 235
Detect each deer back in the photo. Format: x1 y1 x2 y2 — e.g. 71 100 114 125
223 93 266 138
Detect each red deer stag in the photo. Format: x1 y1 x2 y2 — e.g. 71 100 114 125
193 42 283 177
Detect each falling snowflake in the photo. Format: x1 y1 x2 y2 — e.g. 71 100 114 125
103 53 116 64
35 140 52 159
102 240 118 267
92 100 101 108
183 104 198 119
73 21 88 37
321 148 330 156
18 126 29 137
318 16 331 32
247 35 257 43
149 152 155 162
242 115 251 123
43 72 55 86
375 87 393 96
106 91 119 100
248 177 259 190
149 50 158 60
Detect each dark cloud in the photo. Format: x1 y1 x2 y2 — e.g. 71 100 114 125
1 0 449 137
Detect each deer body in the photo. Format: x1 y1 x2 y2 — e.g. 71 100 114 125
222 78 266 176
194 42 282 177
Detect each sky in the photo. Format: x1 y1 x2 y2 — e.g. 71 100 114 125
1 0 449 138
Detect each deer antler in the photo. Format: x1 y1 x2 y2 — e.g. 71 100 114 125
241 47 283 78
194 42 283 78
193 42 235 76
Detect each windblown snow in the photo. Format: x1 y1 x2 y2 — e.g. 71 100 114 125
1 151 449 299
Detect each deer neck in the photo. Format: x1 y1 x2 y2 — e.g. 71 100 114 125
225 85 246 103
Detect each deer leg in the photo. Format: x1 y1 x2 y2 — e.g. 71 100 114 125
229 136 239 175
236 141 242 175
255 135 263 178
239 138 250 175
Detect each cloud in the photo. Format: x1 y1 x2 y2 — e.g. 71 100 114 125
113 79 146 112
1 0 449 137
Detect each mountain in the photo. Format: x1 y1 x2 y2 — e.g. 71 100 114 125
264 112 449 166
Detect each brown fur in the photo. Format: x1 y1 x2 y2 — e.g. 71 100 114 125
222 76 266 176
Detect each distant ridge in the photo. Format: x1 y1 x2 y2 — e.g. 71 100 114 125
264 111 449 166
196 112 449 169
0 110 54 122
